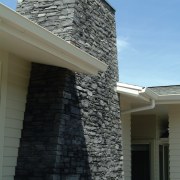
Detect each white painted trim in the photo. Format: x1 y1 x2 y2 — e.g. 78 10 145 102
116 86 141 97
159 138 169 145
116 82 144 91
117 82 180 107
0 50 8 179
122 99 155 115
116 83 150 102
0 3 107 75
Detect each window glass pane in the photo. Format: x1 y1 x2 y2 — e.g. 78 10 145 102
132 144 150 180
164 146 169 180
159 145 169 180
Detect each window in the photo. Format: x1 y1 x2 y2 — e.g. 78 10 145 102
132 144 151 180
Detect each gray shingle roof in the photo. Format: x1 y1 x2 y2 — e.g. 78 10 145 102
149 85 180 95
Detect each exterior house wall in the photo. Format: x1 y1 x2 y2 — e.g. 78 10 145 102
0 50 31 180
131 115 159 180
169 105 180 180
122 114 131 180
131 115 157 140
121 112 170 180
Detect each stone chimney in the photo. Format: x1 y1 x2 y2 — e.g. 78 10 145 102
15 0 123 180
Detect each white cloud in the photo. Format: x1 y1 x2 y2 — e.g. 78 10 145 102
117 37 129 52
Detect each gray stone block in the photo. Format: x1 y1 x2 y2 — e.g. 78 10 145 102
16 0 123 179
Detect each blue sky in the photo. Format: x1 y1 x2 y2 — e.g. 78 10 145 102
108 0 180 86
1 0 180 87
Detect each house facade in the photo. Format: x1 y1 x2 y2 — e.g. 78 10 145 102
1 1 179 180
117 83 180 180
0 0 123 180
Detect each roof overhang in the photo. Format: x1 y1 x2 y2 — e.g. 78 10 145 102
116 82 180 115
116 82 180 105
0 4 108 75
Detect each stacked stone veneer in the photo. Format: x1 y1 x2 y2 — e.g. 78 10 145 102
15 0 123 180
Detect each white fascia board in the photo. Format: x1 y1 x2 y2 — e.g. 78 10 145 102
116 82 150 102
116 86 141 97
116 82 143 96
0 4 107 75
117 82 144 91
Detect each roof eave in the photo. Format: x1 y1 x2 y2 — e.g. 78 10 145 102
117 82 180 105
0 3 108 75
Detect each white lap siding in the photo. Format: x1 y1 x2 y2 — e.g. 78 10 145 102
169 105 180 180
1 53 31 180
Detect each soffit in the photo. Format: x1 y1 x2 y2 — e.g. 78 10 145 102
0 4 107 75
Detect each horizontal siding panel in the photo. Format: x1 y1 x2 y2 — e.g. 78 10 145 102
2 167 15 176
3 147 18 157
169 128 180 132
4 137 20 148
6 108 24 120
9 54 31 70
169 110 180 180
7 84 27 102
5 119 23 129
170 166 180 172
6 92 27 104
3 157 17 166
8 67 30 79
8 65 30 77
8 73 29 87
6 99 26 112
9 63 31 73
169 133 180 139
170 173 180 179
6 96 26 104
169 129 180 133
169 117 180 121
169 139 180 144
170 149 180 155
169 144 180 149
170 155 180 161
2 176 14 180
169 123 180 128
2 55 31 178
4 128 21 139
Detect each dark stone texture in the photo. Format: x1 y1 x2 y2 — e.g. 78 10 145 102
15 64 92 180
16 0 123 179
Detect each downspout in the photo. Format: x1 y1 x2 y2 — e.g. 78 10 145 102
122 99 155 115
121 87 156 115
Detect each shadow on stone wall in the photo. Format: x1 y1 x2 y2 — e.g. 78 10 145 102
15 64 92 180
